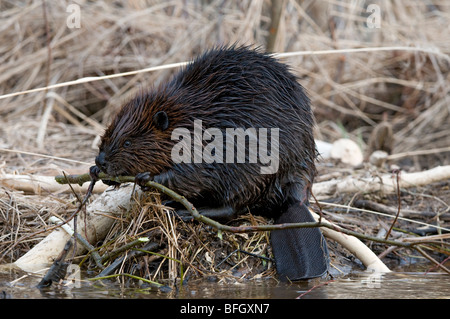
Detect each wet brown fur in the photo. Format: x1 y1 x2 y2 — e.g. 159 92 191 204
95 45 329 281
97 45 317 218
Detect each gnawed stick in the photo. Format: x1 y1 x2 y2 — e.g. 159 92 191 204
9 184 138 273
312 165 450 199
0 173 108 194
310 211 390 273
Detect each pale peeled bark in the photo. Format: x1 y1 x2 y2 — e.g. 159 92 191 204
311 212 391 273
11 184 137 273
312 165 450 199
0 173 107 194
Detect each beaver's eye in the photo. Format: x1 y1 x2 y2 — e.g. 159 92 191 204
123 140 132 148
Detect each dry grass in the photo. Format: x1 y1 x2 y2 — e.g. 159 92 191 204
93 191 275 283
0 0 449 283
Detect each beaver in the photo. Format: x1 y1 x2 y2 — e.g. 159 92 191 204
91 45 329 281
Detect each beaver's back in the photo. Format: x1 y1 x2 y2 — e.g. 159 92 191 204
156 46 317 214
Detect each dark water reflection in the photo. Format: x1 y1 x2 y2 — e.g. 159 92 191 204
1 270 448 299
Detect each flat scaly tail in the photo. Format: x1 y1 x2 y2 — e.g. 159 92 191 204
271 202 329 281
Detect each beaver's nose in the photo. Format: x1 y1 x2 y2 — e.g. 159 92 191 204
95 152 108 172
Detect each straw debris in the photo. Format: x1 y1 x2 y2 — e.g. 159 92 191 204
85 190 275 283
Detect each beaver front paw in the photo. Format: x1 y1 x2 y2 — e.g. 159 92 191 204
135 172 153 191
89 165 101 181
89 165 121 188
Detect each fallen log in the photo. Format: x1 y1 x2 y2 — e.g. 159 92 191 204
312 165 450 198
6 184 137 273
0 173 108 195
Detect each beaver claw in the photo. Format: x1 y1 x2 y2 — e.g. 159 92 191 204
89 165 121 188
89 165 101 180
135 172 153 191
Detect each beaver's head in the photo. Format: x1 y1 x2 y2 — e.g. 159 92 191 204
95 92 175 177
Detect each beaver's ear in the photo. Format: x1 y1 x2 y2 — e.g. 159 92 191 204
153 111 169 131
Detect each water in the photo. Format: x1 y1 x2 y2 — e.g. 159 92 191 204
1 269 448 299
299 272 449 299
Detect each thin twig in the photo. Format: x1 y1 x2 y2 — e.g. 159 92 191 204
415 245 450 274
90 273 164 288
385 169 401 240
216 248 273 268
96 241 160 277
296 278 335 298
0 175 96 262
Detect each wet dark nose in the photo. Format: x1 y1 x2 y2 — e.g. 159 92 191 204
95 152 107 172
